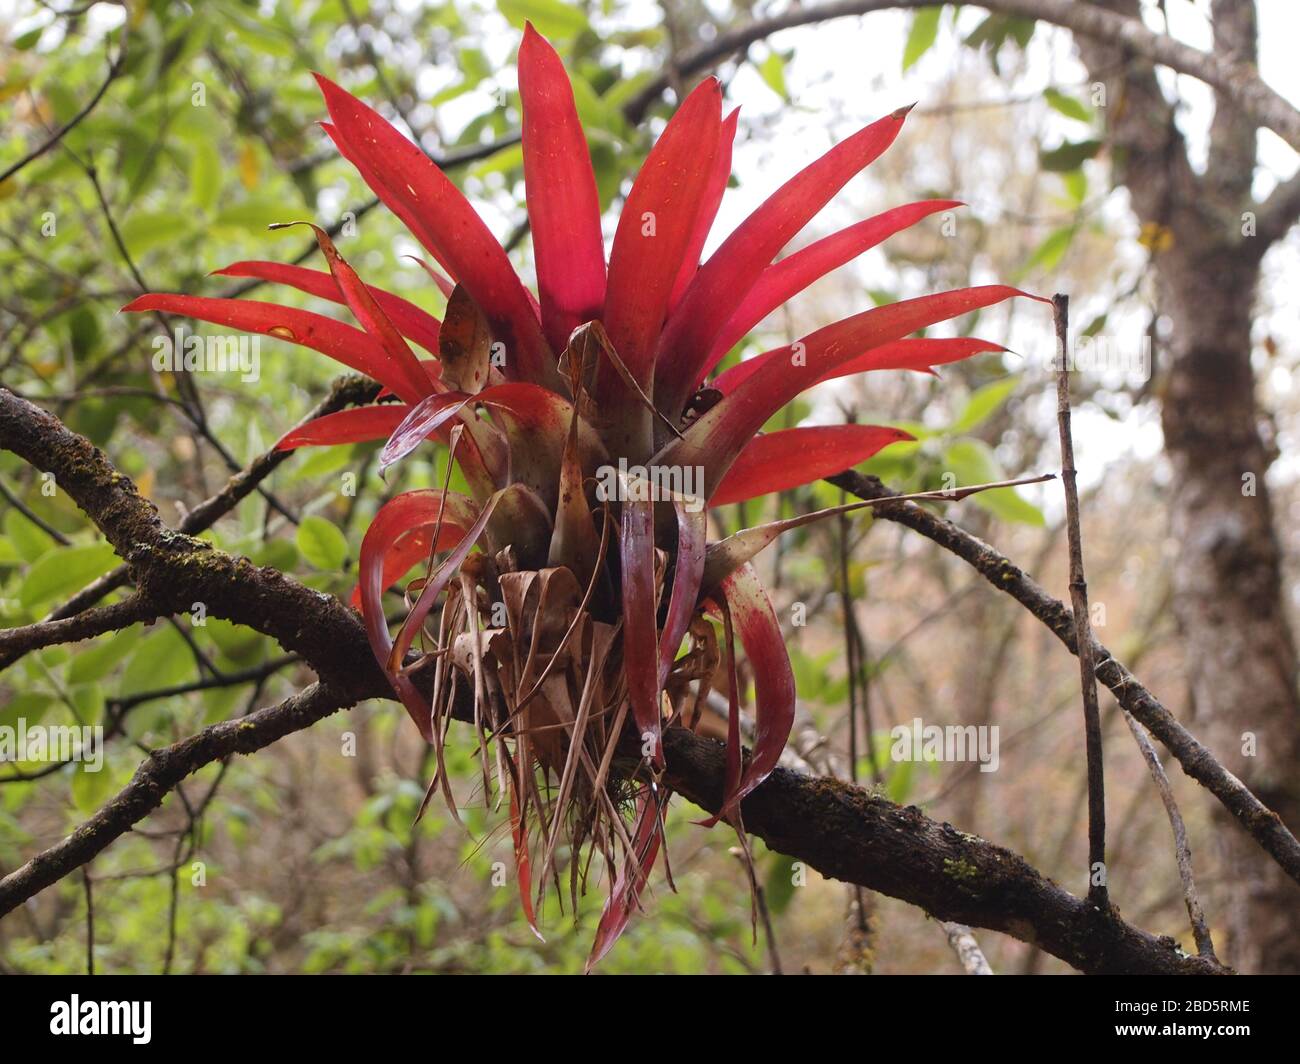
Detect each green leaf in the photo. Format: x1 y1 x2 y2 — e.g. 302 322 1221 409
1022 225 1075 275
943 440 1045 526
497 0 589 38
757 50 789 100
973 486 1046 526
4 508 52 564
19 543 118 609
1043 88 1094 124
191 140 222 212
1039 139 1102 172
765 853 799 915
903 7 942 72
952 376 1019 434
72 758 115 814
68 627 144 685
296 514 348 571
119 626 196 699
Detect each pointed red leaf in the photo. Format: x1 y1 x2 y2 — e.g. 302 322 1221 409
712 336 1005 396
121 293 414 398
276 404 411 450
658 286 1040 501
703 199 960 373
668 107 740 311
655 105 913 418
275 222 432 404
315 76 554 384
602 77 722 392
717 562 794 813
710 424 914 507
519 23 607 352
213 261 442 355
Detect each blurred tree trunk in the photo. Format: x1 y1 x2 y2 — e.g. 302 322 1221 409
1076 0 1300 972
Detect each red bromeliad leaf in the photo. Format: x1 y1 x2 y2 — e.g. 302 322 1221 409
358 489 482 739
660 286 1038 501
712 335 1005 395
121 294 419 399
386 493 499 674
654 105 914 419
405 255 456 299
314 75 555 385
475 381 606 509
519 24 607 352
710 424 914 507
716 562 794 815
619 478 662 767
350 521 467 608
212 261 443 355
657 494 706 690
274 223 433 405
668 106 740 311
509 780 545 942
703 199 961 373
586 786 665 971
601 76 722 427
380 392 473 472
276 405 411 450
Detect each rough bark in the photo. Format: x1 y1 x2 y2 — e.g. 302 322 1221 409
1075 0 1300 973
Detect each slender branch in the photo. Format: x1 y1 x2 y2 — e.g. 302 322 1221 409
823 467 1300 886
0 26 128 186
1122 710 1217 959
622 0 1300 152
942 922 994 975
0 593 158 658
1052 293 1108 909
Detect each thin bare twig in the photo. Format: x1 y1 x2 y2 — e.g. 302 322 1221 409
1052 293 1108 910
1122 711 1217 959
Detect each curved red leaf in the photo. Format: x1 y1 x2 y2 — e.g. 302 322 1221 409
276 404 411 450
655 105 913 418
710 424 914 507
212 261 442 355
603 77 722 394
712 336 1005 396
659 286 1040 501
358 489 482 739
703 199 961 373
121 293 418 397
315 76 554 384
717 562 794 813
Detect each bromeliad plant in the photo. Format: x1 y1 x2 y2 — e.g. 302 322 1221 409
124 25 1035 966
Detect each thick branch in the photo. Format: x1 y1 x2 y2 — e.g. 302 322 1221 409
0 674 1225 975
